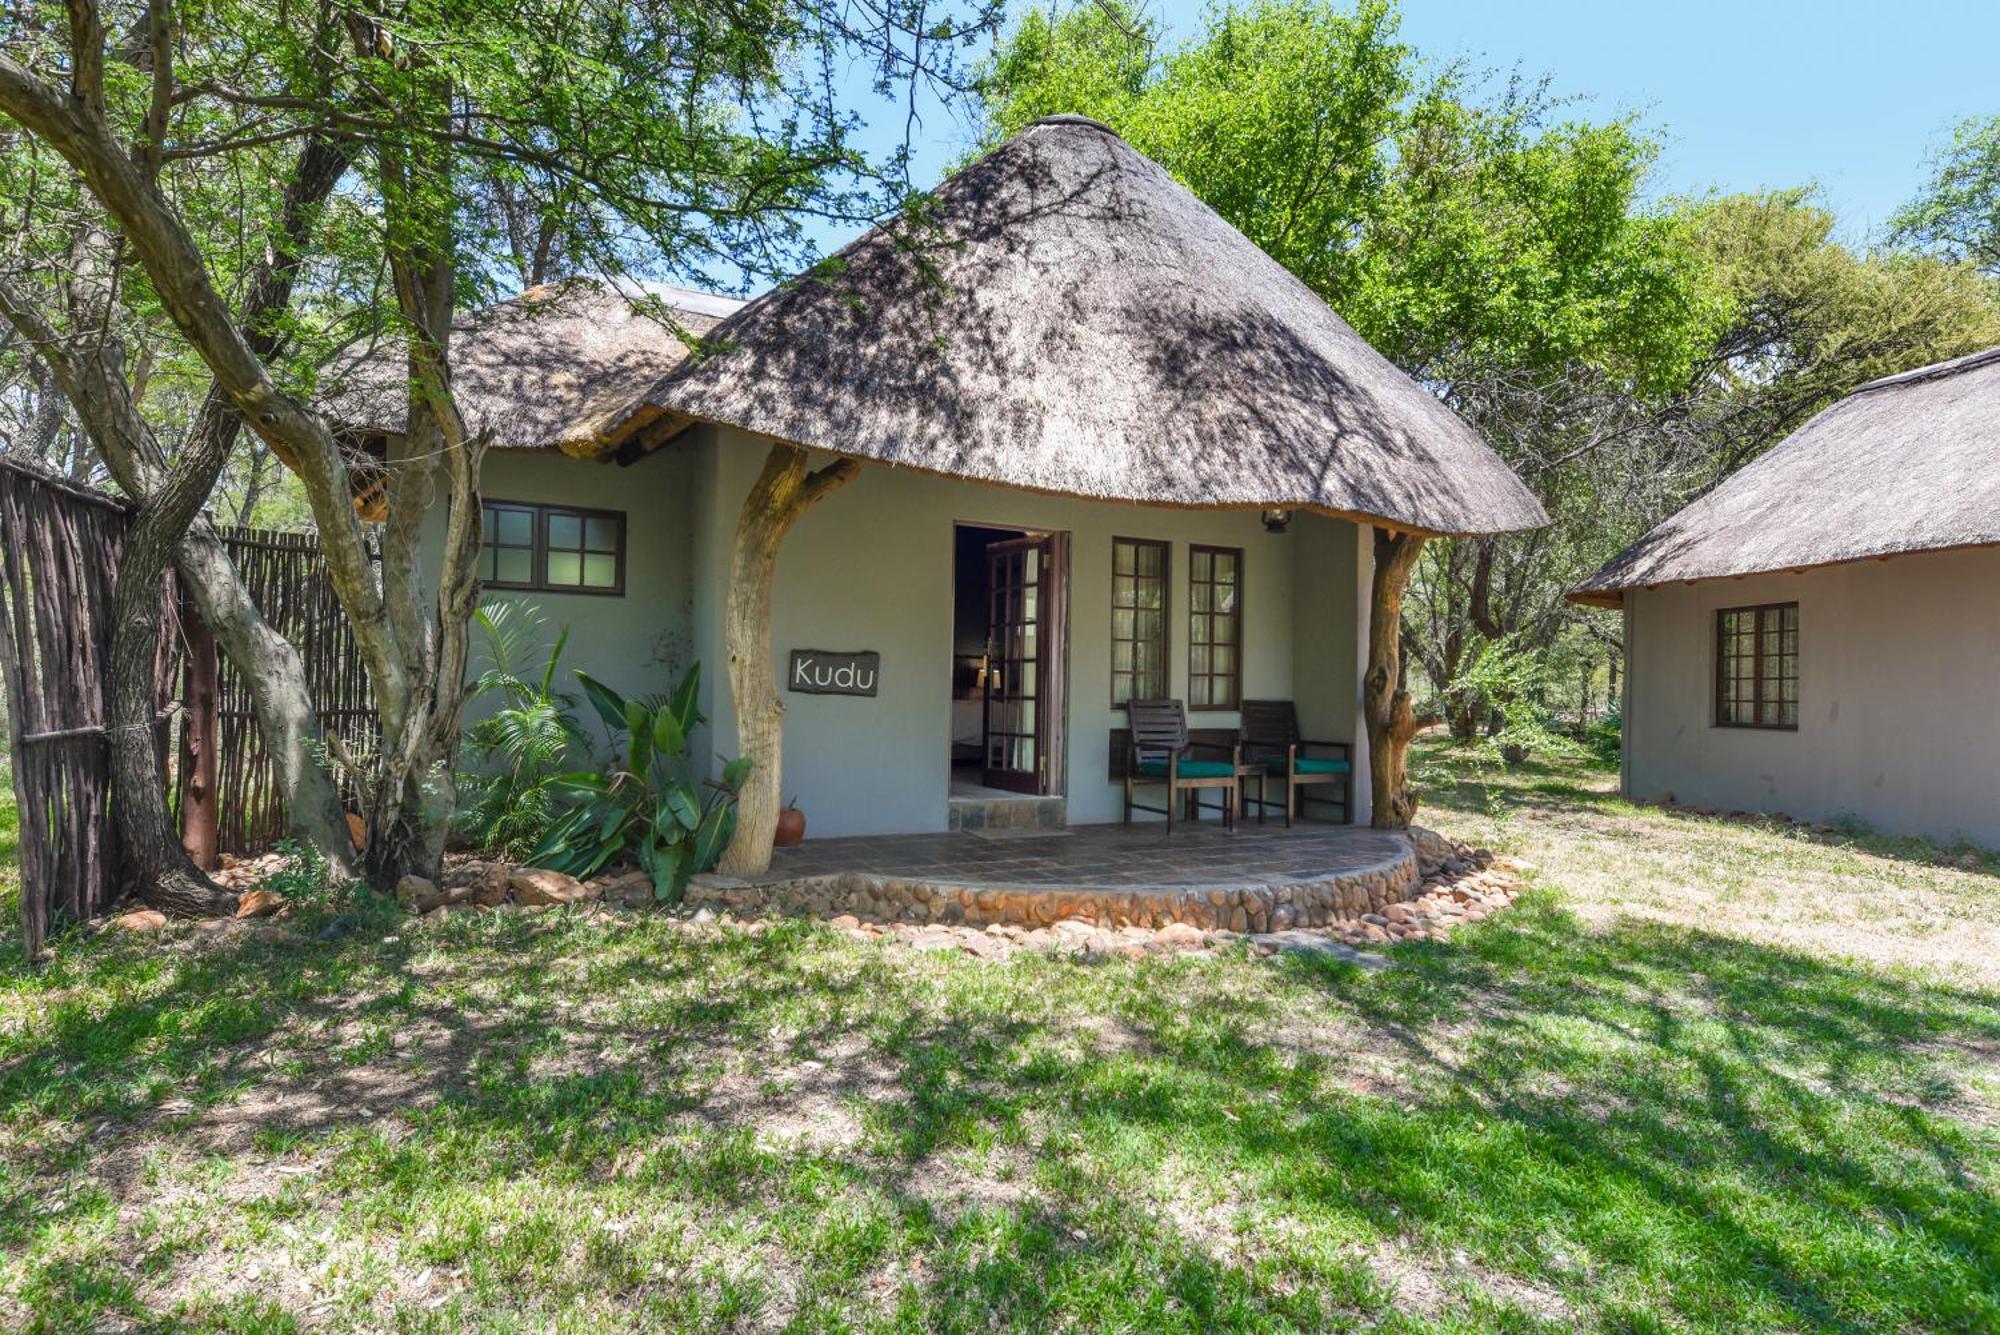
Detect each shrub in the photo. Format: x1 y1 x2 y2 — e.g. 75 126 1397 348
1450 637 1584 768
527 663 750 903
457 602 589 861
1583 707 1622 764
257 838 333 901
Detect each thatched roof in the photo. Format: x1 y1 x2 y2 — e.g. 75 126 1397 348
1571 345 2000 608
621 116 1545 537
322 279 741 455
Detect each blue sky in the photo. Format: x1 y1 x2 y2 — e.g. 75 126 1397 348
814 0 1998 256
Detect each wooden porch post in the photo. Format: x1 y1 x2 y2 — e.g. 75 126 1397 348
178 589 221 870
1363 527 1427 829
718 443 861 876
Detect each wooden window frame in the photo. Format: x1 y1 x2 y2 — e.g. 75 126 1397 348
1188 543 1244 711
1714 601 1798 730
1110 536 1170 707
480 499 627 597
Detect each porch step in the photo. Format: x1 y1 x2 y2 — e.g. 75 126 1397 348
948 794 1066 832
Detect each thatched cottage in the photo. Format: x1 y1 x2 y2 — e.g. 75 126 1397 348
1572 347 2000 846
335 115 1544 839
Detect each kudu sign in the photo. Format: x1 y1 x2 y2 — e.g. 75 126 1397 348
787 649 880 698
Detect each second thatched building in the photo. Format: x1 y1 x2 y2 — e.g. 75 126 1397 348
1572 347 2000 846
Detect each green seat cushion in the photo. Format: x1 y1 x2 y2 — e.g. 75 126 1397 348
1135 759 1236 779
1284 757 1350 776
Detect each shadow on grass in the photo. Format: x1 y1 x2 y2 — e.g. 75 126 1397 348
3 894 1998 1331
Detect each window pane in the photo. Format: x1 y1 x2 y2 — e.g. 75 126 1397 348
1718 603 1798 727
1114 541 1135 575
546 551 582 586
583 553 617 588
547 513 582 549
585 516 618 551
478 548 495 581
1114 575 1135 606
495 507 533 546
1137 543 1162 577
496 548 533 585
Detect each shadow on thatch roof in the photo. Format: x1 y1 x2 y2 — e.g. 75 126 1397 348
321 279 741 455
619 115 1546 538
1570 346 2000 608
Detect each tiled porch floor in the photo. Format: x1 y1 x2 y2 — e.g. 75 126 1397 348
760 820 1409 890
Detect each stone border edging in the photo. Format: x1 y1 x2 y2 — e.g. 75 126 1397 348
686 840 1420 933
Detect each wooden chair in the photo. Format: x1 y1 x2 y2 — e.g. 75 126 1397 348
1121 698 1240 833
1239 700 1351 826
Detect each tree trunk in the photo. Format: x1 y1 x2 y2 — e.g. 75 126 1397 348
106 396 238 917
177 519 355 865
718 445 861 876
1364 528 1428 830
358 86 488 886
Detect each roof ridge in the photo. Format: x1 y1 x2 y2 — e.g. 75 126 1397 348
1026 113 1124 139
1853 344 2000 395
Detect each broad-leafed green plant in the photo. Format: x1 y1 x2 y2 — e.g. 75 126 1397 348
529 664 750 903
458 602 588 861
1447 636 1583 767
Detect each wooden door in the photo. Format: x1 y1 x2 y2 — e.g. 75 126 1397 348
983 536 1051 793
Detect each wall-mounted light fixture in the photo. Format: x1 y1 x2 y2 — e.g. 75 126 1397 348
1261 508 1292 534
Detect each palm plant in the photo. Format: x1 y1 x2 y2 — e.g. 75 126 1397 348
458 601 588 860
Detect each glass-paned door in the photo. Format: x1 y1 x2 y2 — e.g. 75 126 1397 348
984 536 1051 793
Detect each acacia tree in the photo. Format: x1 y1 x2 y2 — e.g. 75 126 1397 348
1890 113 2000 277
0 27 362 909
2 0 996 892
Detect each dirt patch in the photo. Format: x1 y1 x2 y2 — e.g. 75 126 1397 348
696 1034 905 1152
1362 1237 1573 1323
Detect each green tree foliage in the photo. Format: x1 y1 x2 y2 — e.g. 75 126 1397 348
1889 114 2000 277
1691 190 2000 474
981 0 1724 392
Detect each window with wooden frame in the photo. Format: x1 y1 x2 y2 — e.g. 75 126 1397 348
1188 544 1242 709
479 500 626 595
1111 537 1168 705
1715 602 1798 729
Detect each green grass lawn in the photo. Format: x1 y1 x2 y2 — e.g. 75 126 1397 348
2 743 1996 1331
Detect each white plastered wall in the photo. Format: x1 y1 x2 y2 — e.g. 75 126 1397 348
1622 547 2000 846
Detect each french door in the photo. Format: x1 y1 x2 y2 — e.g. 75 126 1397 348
984 536 1055 794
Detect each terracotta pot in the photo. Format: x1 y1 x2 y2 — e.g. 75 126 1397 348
774 805 806 848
